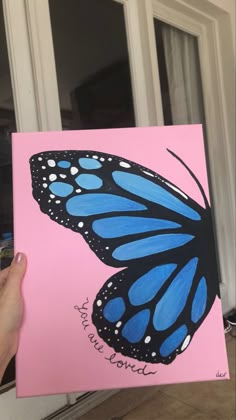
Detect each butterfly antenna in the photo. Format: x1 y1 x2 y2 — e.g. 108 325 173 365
167 148 209 208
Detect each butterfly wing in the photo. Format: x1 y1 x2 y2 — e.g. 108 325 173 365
92 257 216 364
30 150 219 364
30 150 207 268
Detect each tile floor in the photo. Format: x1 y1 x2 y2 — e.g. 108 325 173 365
79 334 235 420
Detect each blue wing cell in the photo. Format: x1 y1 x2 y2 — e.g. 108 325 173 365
191 277 207 323
153 258 198 331
121 309 150 343
92 216 181 238
66 194 147 216
103 297 126 322
75 174 103 190
112 171 201 221
49 182 74 197
128 264 177 305
160 325 188 357
112 233 194 261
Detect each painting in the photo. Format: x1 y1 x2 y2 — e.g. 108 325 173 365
13 126 228 397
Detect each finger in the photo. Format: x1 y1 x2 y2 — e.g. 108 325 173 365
5 253 27 295
0 267 10 287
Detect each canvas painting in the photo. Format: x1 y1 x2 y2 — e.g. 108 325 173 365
12 125 229 397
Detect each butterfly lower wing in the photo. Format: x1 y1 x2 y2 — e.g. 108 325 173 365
30 150 203 268
92 258 215 364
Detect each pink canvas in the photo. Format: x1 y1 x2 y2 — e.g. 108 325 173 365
12 125 229 397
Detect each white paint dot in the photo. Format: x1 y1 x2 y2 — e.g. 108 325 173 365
105 246 109 250
50 194 55 199
48 159 56 167
78 222 84 228
151 352 156 357
42 183 48 188
42 166 46 169
100 157 105 162
108 282 113 288
116 321 122 328
165 181 188 200
92 155 98 159
181 335 191 351
43 177 47 181
38 157 43 161
142 170 154 177
114 330 119 335
71 167 78 175
49 174 57 182
119 161 131 168
55 200 61 204
97 300 102 307
76 189 82 193
144 336 151 344
60 174 66 179
108 158 112 161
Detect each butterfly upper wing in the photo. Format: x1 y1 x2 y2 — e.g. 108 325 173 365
92 256 216 364
30 150 206 268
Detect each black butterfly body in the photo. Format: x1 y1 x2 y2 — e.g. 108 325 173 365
30 150 219 364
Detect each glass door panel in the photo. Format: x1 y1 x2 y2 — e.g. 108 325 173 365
154 19 206 129
49 0 135 130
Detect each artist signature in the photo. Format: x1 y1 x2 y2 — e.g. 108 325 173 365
216 371 227 378
74 298 157 376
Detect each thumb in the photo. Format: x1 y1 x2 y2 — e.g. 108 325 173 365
5 253 27 294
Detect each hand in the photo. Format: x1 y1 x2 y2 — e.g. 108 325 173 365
0 253 27 383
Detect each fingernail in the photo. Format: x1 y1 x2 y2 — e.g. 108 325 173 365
14 252 23 264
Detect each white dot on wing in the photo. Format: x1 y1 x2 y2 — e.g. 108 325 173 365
70 167 78 175
49 174 57 181
119 161 131 168
48 159 56 167
181 335 191 351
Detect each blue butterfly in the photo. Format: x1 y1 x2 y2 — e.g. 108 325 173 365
30 149 219 365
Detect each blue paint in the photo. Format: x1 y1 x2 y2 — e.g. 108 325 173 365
128 264 177 305
122 309 150 343
92 216 181 238
112 234 194 261
57 160 71 169
66 194 147 216
160 325 188 357
79 158 102 170
76 174 103 190
153 258 198 331
191 277 207 323
49 182 73 197
103 297 126 322
112 171 201 221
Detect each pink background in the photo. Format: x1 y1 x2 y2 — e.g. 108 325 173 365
13 125 229 397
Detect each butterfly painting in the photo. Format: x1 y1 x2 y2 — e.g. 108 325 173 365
29 148 219 366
